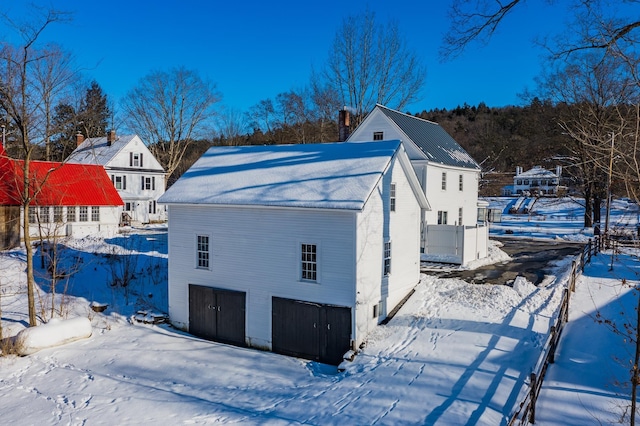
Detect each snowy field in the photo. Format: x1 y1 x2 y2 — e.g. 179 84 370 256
0 198 639 424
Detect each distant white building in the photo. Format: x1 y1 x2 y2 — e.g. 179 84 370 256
69 131 166 224
507 166 562 196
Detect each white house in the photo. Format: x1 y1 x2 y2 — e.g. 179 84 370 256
158 140 429 365
346 104 488 265
69 131 166 224
509 165 562 196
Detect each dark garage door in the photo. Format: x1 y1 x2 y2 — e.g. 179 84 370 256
189 284 246 347
272 297 351 365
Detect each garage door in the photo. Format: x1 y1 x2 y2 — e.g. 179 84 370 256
272 297 351 365
189 285 246 347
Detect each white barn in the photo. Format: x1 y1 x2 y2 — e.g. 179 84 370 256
158 140 429 364
69 131 166 224
347 105 488 265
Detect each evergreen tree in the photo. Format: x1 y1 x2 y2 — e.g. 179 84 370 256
79 80 110 138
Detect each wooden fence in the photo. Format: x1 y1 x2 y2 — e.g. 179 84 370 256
509 235 604 425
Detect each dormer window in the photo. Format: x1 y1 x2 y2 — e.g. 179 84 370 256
373 131 384 141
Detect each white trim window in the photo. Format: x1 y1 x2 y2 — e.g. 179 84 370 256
383 240 392 276
441 172 447 190
28 206 37 223
390 183 396 212
437 211 448 225
39 206 50 223
53 206 63 223
373 131 384 140
459 174 463 191
458 207 463 226
91 206 100 222
196 235 210 269
67 206 76 222
79 206 88 222
301 243 317 281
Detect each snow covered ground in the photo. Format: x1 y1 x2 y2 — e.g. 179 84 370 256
0 198 638 424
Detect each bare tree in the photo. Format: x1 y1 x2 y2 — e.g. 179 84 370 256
0 7 73 326
215 106 248 146
121 67 221 185
321 10 426 125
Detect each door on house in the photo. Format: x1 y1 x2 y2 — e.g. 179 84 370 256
271 297 351 365
189 285 246 347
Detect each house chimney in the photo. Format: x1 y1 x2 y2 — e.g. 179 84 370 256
338 108 351 142
107 129 116 146
556 165 562 177
76 132 84 147
515 166 521 176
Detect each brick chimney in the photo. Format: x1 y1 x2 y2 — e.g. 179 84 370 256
76 132 84 147
338 108 350 142
106 129 116 146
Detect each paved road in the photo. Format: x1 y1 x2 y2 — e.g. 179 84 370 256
436 238 584 285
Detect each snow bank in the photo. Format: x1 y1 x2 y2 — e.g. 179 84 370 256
15 317 92 356
513 276 537 298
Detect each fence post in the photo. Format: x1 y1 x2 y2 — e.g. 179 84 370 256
549 325 557 364
529 372 537 424
563 288 569 322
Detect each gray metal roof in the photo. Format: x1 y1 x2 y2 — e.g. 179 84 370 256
376 105 480 170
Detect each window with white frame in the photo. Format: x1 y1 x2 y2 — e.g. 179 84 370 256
113 175 126 190
28 206 37 222
91 206 100 221
39 206 50 223
196 235 210 269
437 210 448 225
458 207 463 225
132 153 141 167
383 240 392 276
441 172 447 190
301 243 317 281
142 176 155 190
79 206 88 222
53 206 63 223
459 174 463 191
373 131 384 140
390 183 396 212
124 202 132 212
67 206 76 222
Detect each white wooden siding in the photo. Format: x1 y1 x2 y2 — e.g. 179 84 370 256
354 156 422 345
21 206 120 239
168 205 357 349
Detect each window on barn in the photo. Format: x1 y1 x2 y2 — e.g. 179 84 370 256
301 243 317 281
67 206 76 222
196 235 210 269
373 131 384 140
458 207 463 225
437 210 448 225
383 240 392 276
79 207 88 222
28 207 37 223
91 207 100 222
40 206 50 223
390 183 396 212
54 206 63 223
441 172 447 190
459 174 463 191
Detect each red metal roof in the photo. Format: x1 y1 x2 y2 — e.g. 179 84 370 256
0 144 123 207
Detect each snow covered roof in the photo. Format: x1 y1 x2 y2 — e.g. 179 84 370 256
375 104 480 170
516 166 558 179
69 134 137 166
159 140 421 210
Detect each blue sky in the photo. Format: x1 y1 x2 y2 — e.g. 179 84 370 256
1 1 566 117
